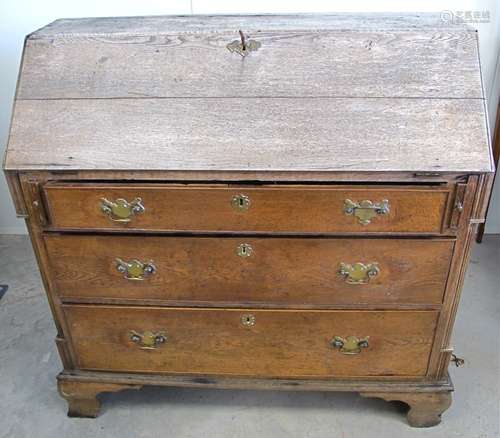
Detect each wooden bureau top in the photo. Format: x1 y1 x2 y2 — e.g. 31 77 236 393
3 14 493 173
25 13 476 35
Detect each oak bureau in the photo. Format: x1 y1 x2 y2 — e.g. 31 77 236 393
3 14 494 427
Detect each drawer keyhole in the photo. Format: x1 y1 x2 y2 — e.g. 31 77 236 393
236 243 253 257
231 194 251 211
241 314 256 327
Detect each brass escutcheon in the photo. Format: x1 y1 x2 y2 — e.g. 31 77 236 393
343 199 389 225
331 336 370 354
129 330 167 350
116 258 156 280
231 194 251 211
100 197 144 222
236 243 253 257
338 262 380 284
241 314 256 327
227 30 261 57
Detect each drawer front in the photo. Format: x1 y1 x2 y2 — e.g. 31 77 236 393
46 235 453 306
64 306 438 377
44 184 451 234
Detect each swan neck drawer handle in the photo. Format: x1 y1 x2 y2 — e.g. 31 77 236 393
331 336 370 354
100 197 144 222
338 262 380 284
343 199 390 225
130 330 167 349
116 258 156 280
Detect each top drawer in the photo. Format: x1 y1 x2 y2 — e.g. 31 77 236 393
43 183 454 234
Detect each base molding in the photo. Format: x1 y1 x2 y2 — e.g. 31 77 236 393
57 371 453 426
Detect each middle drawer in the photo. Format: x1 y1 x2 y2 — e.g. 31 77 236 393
45 235 453 307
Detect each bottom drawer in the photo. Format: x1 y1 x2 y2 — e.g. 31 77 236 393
64 306 438 378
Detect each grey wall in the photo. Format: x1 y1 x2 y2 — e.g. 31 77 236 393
1 0 499 234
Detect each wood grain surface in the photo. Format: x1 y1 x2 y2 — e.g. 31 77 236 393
31 14 470 37
5 98 491 172
63 305 438 377
45 235 454 306
42 183 451 233
18 30 481 99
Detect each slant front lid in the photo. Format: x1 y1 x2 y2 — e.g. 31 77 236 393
4 14 493 173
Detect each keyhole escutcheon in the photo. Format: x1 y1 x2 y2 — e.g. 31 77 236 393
231 194 251 211
236 243 253 257
241 314 256 327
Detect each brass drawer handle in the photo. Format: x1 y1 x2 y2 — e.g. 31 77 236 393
116 258 156 280
100 197 144 222
343 199 389 225
241 314 256 327
331 336 370 354
130 330 167 350
231 194 251 211
338 262 380 284
236 243 253 257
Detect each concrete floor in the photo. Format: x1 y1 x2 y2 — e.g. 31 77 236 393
0 234 499 438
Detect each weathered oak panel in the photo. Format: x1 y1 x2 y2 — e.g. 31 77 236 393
5 98 491 172
31 13 471 37
18 30 481 99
